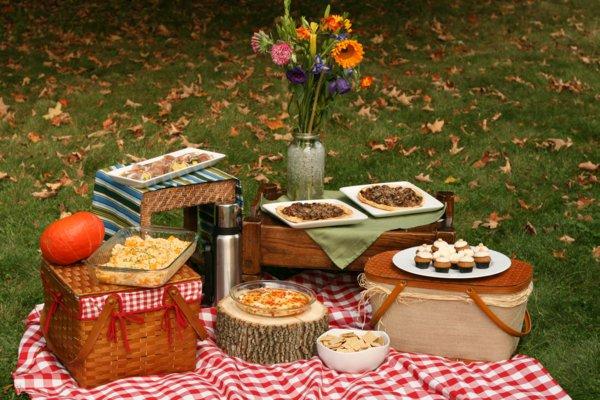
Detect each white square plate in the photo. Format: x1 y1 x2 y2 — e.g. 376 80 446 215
339 181 444 218
107 147 226 188
261 199 368 229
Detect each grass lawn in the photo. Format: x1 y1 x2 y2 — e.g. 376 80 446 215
1 0 598 398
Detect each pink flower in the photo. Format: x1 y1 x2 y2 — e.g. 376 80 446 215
250 32 261 53
270 42 293 66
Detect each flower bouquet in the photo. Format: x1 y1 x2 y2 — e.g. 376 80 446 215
251 0 371 200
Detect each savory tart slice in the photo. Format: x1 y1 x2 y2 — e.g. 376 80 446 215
357 184 424 211
275 202 353 223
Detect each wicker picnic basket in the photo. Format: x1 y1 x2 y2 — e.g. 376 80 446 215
360 251 533 362
39 260 207 388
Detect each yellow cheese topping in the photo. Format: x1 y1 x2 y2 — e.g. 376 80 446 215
104 235 190 270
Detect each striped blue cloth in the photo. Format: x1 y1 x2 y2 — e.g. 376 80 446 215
92 165 243 238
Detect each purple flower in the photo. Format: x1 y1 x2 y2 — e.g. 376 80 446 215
328 78 351 95
270 42 293 66
286 67 307 84
311 55 330 75
330 33 349 41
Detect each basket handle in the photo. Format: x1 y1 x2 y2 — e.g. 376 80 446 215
44 294 119 365
370 280 406 327
167 286 208 340
467 288 532 337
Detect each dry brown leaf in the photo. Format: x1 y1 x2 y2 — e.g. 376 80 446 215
32 189 57 199
449 134 464 155
468 180 479 188
524 221 537 235
0 97 9 118
538 137 573 151
324 176 333 184
400 146 419 156
559 235 575 244
264 119 284 130
473 151 492 169
328 150 339 157
444 176 458 184
253 173 269 183
125 99 142 108
74 182 89 196
415 173 432 183
229 127 239 137
370 34 384 44
274 132 293 142
511 137 528 147
27 131 42 143
423 119 444 133
578 161 598 172
593 246 600 262
552 249 566 260
499 158 511 174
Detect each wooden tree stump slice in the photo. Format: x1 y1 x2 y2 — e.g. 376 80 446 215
216 296 329 364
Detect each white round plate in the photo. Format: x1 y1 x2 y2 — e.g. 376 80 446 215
392 246 511 279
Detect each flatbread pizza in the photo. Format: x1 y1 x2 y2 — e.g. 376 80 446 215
275 202 353 223
357 184 424 211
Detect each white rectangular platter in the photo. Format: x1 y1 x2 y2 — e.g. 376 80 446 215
107 147 226 188
339 181 444 218
261 199 368 229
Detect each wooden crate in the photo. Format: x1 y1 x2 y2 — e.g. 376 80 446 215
242 184 456 280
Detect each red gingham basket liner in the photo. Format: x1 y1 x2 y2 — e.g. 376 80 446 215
79 280 202 320
14 271 570 400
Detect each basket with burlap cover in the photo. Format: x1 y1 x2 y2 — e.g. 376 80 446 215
360 251 532 362
39 260 207 388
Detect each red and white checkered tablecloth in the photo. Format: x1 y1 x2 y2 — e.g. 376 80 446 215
13 271 570 400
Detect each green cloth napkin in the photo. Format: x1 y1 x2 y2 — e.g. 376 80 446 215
262 190 445 269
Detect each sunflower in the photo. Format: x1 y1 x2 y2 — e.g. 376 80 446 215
331 40 364 69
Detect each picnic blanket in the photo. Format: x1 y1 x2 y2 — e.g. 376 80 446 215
263 190 446 268
92 165 243 238
13 271 569 400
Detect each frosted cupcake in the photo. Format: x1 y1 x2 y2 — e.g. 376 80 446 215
417 244 433 254
432 239 448 252
474 243 489 253
414 251 433 269
458 255 475 273
433 256 451 273
458 248 474 257
450 253 462 269
474 250 491 269
454 239 469 252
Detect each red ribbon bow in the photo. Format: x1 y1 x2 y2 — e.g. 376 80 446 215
42 289 64 336
106 298 144 353
162 286 189 345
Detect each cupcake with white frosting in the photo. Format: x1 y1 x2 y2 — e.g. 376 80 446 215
474 243 489 253
414 251 433 269
433 255 451 273
432 239 448 252
454 239 469 252
458 255 475 273
474 250 491 269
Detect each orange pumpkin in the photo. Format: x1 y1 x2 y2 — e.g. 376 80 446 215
40 211 105 265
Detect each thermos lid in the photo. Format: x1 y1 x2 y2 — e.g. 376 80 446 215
216 203 240 229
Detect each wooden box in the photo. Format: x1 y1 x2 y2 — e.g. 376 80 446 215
241 184 456 280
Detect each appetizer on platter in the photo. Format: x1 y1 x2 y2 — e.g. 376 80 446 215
275 202 353 223
121 152 212 181
357 184 424 211
104 235 190 270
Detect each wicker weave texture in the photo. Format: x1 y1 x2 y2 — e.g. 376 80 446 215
364 251 532 294
40 262 201 388
140 180 236 226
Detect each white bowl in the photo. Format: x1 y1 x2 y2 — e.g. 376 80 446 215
316 329 390 373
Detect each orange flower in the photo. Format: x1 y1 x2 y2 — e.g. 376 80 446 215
331 39 364 69
322 15 344 32
296 27 310 41
360 76 373 88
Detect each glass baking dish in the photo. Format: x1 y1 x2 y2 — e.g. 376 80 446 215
86 226 197 288
230 280 316 317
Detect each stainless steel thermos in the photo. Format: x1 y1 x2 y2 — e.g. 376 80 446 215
213 203 241 303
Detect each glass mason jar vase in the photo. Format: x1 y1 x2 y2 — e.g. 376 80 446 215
286 132 325 200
